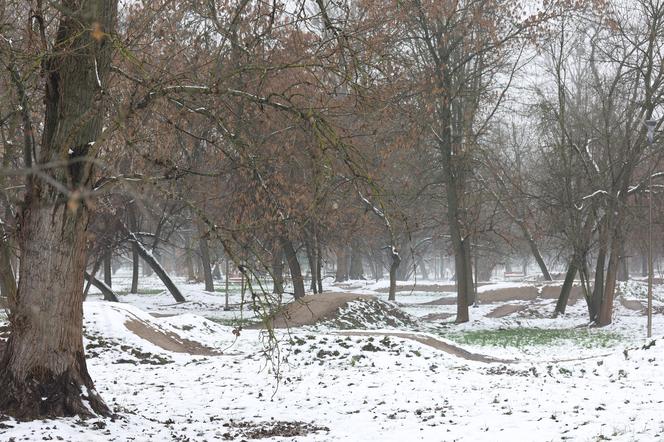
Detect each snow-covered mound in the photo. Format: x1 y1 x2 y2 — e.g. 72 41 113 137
317 298 418 330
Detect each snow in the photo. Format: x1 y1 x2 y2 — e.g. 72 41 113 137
2 273 664 441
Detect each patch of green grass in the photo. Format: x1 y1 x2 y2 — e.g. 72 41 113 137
205 316 258 328
439 327 623 349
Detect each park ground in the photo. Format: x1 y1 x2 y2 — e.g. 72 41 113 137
1 271 664 441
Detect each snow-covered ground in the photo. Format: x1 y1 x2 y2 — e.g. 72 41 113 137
2 272 664 441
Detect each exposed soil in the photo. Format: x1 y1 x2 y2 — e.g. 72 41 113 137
421 284 583 307
337 330 514 364
420 312 456 321
123 318 220 355
256 293 375 329
376 283 491 293
486 303 529 318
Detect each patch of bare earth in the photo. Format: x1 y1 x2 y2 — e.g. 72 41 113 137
123 318 220 355
257 292 375 329
420 312 455 321
486 304 529 318
337 331 513 364
376 282 491 293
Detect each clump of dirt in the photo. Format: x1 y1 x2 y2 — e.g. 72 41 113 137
221 420 329 440
318 298 419 330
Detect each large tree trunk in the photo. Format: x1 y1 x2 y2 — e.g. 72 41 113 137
0 0 118 420
198 225 214 292
280 236 305 299
335 247 348 282
349 240 364 280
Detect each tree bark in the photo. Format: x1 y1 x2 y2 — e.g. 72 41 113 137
554 258 578 316
103 250 112 288
127 203 139 294
349 240 364 280
130 234 186 303
280 236 305 299
304 237 318 293
198 225 214 292
388 247 401 302
84 272 119 302
0 0 118 419
271 246 284 294
335 247 348 282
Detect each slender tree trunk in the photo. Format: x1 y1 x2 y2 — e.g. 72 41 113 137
103 250 112 288
316 236 323 293
198 225 214 292
271 246 284 295
554 258 578 315
304 237 318 293
524 231 551 281
280 236 305 299
129 233 185 303
616 238 628 282
0 1 118 419
388 247 401 302
84 272 119 302
128 203 139 294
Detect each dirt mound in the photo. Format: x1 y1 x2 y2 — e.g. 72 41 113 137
422 284 584 307
260 293 374 329
258 293 417 329
319 298 418 329
124 318 220 355
539 285 583 304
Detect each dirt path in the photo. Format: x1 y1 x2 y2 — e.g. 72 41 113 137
486 303 529 318
254 293 375 329
336 330 514 364
108 305 220 355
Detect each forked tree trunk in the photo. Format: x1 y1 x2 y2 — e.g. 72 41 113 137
0 1 118 419
280 236 305 299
